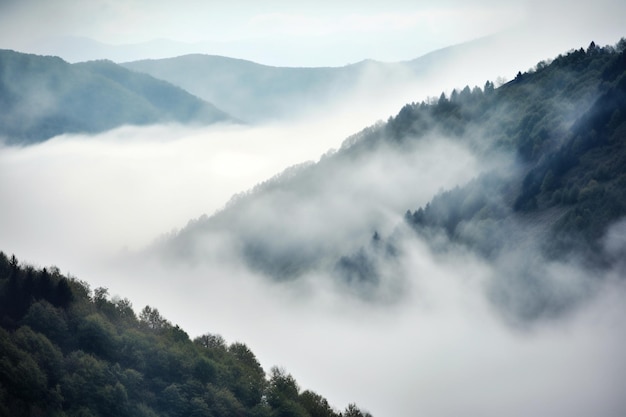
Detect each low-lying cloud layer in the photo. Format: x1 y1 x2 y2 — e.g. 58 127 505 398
0 115 371 264
99 225 626 417
2 113 626 416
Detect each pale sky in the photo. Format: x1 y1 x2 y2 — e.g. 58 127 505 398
0 0 624 66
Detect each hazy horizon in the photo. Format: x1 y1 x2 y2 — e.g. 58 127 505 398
1 0 625 66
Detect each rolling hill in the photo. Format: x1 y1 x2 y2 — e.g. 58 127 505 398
0 50 232 145
0 252 369 417
123 54 402 122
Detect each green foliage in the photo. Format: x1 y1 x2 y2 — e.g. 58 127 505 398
343 403 373 417
0 253 363 416
0 327 48 407
227 342 267 407
265 367 310 417
13 326 64 385
21 300 69 346
139 305 171 331
76 313 118 359
299 390 341 417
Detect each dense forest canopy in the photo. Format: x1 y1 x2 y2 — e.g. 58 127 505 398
0 252 371 417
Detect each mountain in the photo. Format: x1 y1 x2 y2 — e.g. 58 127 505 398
0 50 231 145
16 36 226 64
122 55 404 122
0 251 370 417
120 32 587 124
154 39 626 317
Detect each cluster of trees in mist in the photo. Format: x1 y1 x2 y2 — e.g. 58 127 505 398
0 50 230 144
0 252 371 417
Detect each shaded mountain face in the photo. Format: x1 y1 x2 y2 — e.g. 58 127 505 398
155 40 626 321
0 50 231 145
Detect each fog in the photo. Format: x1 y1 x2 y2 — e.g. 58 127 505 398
2 106 626 416
58 221 626 417
0 112 369 263
157 133 490 294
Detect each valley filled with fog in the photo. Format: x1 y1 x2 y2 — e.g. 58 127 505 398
3 125 626 416
3 40 626 417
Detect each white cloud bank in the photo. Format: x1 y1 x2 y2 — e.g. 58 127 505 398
89 228 626 417
0 117 365 266
2 118 625 416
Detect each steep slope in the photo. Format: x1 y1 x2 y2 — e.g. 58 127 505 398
0 50 231 145
154 40 626 313
0 251 369 417
404 42 626 262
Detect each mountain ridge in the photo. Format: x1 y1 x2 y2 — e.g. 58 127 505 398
122 54 385 122
0 49 233 145
119 31 584 124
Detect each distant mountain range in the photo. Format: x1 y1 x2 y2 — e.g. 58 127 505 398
120 34 542 123
0 50 231 144
16 36 223 64
123 55 399 122
1 32 592 144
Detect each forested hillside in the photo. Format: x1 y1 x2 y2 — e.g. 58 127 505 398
0 50 231 144
0 252 369 417
402 40 626 265
159 39 626 314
